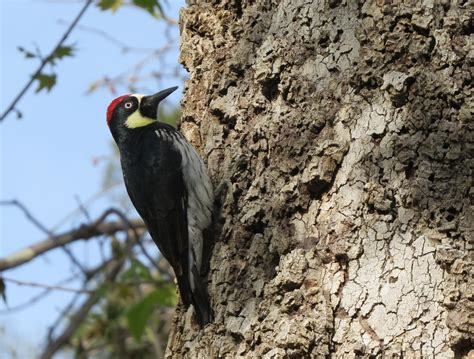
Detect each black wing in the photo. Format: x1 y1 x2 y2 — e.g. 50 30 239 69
122 129 211 325
123 132 190 294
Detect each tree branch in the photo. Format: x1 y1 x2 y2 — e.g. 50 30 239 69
40 210 142 359
0 257 117 314
1 199 87 274
0 275 77 314
2 277 92 294
105 208 160 271
39 259 124 359
0 210 144 272
0 0 93 121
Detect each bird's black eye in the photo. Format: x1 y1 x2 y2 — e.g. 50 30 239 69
124 101 133 109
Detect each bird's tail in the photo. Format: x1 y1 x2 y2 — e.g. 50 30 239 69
176 265 212 327
148 210 212 327
190 265 212 327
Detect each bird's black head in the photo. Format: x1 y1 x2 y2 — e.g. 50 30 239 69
106 86 178 142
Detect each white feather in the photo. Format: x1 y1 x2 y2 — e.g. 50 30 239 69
155 130 213 289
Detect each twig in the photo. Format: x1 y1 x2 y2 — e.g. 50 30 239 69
87 40 179 94
157 7 178 26
50 182 120 232
103 209 163 287
0 274 170 315
2 277 92 294
45 257 123 343
0 200 49 234
103 209 145 298
40 209 143 359
105 208 162 273
59 21 158 53
0 258 117 315
0 274 77 314
0 209 145 271
40 259 124 359
84 257 117 280
0 199 87 274
46 291 82 342
0 0 93 121
74 195 92 223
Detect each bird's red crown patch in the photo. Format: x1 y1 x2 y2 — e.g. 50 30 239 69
106 95 130 126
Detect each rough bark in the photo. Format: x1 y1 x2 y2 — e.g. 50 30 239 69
168 1 473 358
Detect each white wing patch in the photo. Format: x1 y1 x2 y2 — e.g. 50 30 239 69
155 129 213 290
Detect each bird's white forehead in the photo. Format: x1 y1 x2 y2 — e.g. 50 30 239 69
131 94 145 101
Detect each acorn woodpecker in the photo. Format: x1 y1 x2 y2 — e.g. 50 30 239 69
106 86 213 327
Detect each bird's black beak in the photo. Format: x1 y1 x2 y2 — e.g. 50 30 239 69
140 86 178 119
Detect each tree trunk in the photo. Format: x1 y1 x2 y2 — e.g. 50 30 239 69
167 1 473 357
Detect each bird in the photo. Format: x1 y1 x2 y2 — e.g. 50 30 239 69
106 86 213 327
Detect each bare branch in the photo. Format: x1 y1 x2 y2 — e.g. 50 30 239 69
40 259 124 359
2 277 93 294
50 182 120 232
0 200 50 234
59 20 158 53
0 274 77 314
41 295 97 359
104 208 161 272
86 39 183 94
40 210 143 359
46 291 82 343
74 195 92 223
156 4 178 26
1 199 87 273
0 257 117 314
0 209 145 272
0 0 93 121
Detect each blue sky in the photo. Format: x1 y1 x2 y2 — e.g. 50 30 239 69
0 0 185 356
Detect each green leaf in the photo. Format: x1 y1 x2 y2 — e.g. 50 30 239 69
52 45 75 60
34 73 57 93
159 107 181 128
111 236 126 259
120 258 153 282
126 287 176 341
94 282 111 300
97 0 123 12
17 46 36 59
87 81 99 93
132 0 162 17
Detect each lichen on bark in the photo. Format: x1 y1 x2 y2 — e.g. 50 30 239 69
167 1 473 358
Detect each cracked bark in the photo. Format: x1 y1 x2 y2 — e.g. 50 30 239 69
167 1 473 358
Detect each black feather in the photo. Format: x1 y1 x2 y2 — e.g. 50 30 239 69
116 123 212 327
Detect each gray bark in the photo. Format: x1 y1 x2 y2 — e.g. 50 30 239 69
167 1 473 357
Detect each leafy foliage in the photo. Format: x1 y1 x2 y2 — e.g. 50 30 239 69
132 0 164 17
16 0 166 101
17 46 36 59
34 73 57 93
98 0 164 17
72 257 176 357
97 0 123 12
122 258 155 282
49 45 75 62
127 285 176 341
17 44 75 93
